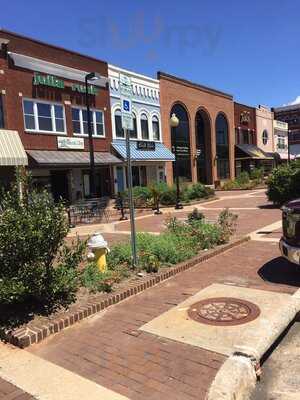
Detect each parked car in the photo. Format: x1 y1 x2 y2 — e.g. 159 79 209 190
280 199 300 265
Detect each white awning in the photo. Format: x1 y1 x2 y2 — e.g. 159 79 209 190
8 52 108 88
0 130 28 166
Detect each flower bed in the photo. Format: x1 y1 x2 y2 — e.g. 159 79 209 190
0 174 239 347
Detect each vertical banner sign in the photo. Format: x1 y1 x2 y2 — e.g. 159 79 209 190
120 74 133 130
119 73 137 267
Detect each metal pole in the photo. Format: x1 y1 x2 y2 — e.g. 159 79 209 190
174 126 182 210
288 129 291 163
125 129 137 267
85 76 96 197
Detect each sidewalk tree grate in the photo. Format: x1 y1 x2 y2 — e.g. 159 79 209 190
188 297 260 326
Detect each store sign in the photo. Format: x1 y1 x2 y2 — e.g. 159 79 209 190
33 73 98 95
136 141 156 151
57 137 84 150
240 111 251 124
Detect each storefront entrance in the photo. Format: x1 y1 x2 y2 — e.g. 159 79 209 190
50 170 70 203
195 109 212 184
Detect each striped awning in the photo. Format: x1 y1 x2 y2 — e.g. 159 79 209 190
0 130 28 166
27 150 122 166
112 140 175 161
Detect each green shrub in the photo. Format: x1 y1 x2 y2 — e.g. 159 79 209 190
267 162 300 205
183 183 206 201
250 168 264 183
80 262 122 293
236 171 250 186
0 178 86 307
222 180 238 190
139 251 161 273
160 185 177 205
218 208 238 243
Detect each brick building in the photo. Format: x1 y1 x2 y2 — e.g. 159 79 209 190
158 72 235 186
0 29 121 202
234 102 274 175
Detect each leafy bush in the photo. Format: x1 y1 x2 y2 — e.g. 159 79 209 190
218 208 238 243
250 168 264 183
80 263 122 293
267 162 300 205
139 251 161 273
183 183 207 201
236 171 250 186
0 178 86 307
222 180 238 190
160 184 177 205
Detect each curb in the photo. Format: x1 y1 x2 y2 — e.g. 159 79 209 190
4 236 249 349
206 289 300 400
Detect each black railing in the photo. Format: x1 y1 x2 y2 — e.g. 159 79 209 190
68 198 110 226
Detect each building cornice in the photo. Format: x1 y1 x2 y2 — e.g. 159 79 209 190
157 71 233 100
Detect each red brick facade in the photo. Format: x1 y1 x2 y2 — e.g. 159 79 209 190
158 72 235 185
234 102 257 145
0 30 112 152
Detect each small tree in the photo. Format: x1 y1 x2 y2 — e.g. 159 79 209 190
0 173 86 309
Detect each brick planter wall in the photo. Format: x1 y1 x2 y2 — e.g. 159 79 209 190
4 236 249 348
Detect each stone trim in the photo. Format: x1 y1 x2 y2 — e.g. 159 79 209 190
4 237 249 348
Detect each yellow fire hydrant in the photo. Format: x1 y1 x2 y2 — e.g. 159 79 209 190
87 232 110 273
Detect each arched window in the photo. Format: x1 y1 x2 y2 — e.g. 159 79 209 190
215 113 229 179
170 103 191 181
114 109 124 138
152 115 160 141
130 113 138 139
262 130 268 145
141 113 149 139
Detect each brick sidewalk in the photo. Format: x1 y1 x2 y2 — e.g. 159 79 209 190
28 239 298 400
0 378 34 400
2 189 291 400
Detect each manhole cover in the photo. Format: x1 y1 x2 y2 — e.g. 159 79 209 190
188 297 260 326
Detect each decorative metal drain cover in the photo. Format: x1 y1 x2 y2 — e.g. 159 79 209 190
188 297 260 326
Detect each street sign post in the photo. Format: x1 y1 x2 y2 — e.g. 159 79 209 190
119 73 137 268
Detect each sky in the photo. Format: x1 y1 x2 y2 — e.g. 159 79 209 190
1 0 299 108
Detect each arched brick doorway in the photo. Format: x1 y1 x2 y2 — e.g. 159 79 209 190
195 109 212 184
170 103 192 182
215 113 230 180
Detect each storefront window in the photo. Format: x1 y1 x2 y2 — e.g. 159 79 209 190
114 109 124 138
0 95 5 128
152 115 160 141
141 113 149 139
130 113 138 139
23 100 65 133
72 107 105 137
170 103 192 181
216 113 230 179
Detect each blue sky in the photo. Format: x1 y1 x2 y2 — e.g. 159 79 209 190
1 0 299 107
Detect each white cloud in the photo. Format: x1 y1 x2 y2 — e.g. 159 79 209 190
284 96 300 106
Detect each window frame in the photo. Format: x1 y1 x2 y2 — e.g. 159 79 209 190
262 129 268 145
72 106 105 138
22 98 66 135
151 114 160 141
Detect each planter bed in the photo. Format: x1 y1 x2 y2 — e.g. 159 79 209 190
3 236 249 348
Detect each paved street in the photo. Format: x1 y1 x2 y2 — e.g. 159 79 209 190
1 189 299 400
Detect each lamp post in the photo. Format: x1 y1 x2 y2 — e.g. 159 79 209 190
287 128 291 163
85 72 101 197
170 113 183 210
